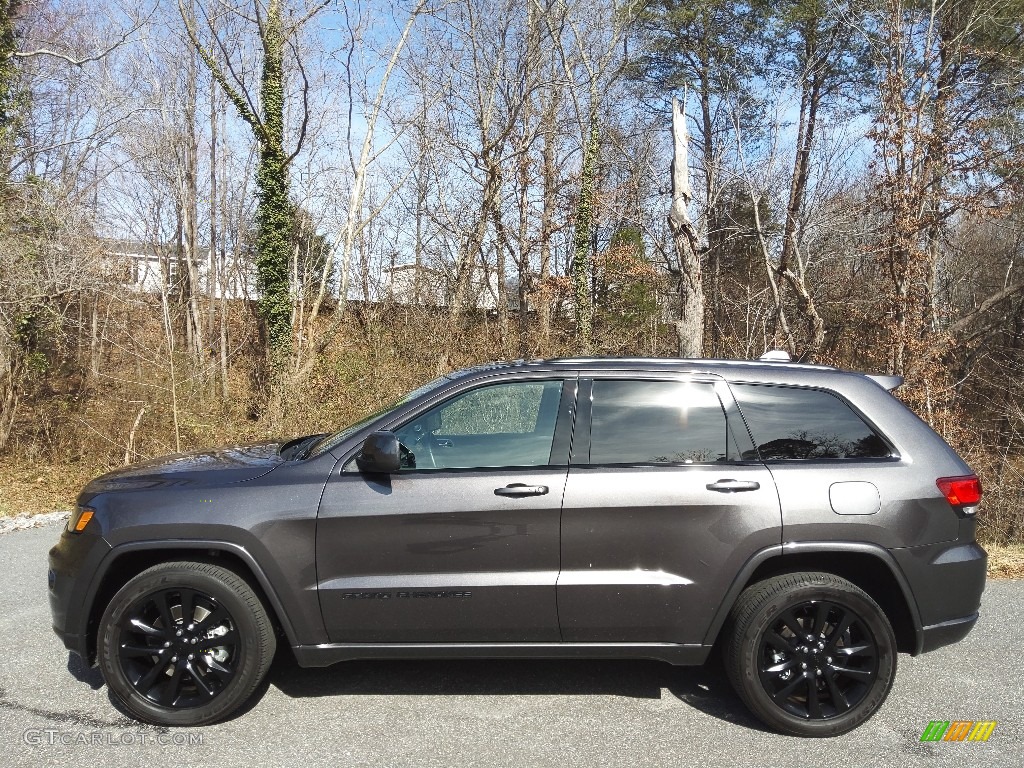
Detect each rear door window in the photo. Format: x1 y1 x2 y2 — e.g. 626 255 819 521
731 384 891 460
587 380 739 464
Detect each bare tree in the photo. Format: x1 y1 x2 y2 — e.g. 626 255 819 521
869 0 1024 378
551 0 639 354
668 95 703 356
179 0 326 389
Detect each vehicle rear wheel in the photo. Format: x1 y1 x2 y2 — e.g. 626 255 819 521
97 561 276 726
724 571 897 737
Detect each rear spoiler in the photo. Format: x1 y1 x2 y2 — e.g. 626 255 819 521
866 374 904 391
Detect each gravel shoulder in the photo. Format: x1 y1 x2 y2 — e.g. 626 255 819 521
0 512 71 536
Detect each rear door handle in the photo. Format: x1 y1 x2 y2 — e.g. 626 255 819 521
706 479 761 493
494 483 549 497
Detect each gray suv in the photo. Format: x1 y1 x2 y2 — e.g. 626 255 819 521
48 356 987 736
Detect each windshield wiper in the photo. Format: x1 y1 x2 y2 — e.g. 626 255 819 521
280 434 327 461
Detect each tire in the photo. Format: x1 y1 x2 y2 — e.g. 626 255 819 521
724 572 897 737
97 561 276 726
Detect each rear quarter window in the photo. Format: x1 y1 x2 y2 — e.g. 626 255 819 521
731 383 892 460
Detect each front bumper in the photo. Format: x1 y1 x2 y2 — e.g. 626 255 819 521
48 528 111 663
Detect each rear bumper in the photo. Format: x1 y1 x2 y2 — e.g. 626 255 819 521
890 538 987 655
920 612 979 654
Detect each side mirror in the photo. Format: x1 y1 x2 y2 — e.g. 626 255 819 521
355 431 401 473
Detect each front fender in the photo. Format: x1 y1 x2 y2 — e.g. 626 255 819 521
72 538 325 665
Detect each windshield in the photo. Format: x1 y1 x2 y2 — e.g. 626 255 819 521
302 374 453 458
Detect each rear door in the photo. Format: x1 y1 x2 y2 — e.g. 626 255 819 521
557 375 781 644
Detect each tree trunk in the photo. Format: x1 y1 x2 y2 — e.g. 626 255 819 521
538 88 558 350
207 59 218 387
669 96 703 358
182 48 205 366
777 30 826 362
255 0 292 380
571 109 598 355
696 60 720 356
89 294 100 377
492 200 511 356
450 156 500 325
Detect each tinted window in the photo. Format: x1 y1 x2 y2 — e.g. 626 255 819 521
589 380 733 464
731 384 891 460
394 380 563 469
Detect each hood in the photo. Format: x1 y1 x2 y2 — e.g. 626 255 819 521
79 441 285 498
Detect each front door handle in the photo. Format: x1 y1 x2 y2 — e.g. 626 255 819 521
494 483 549 497
706 479 761 493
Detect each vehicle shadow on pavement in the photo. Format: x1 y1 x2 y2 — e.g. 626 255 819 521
661 656 771 732
67 652 105 690
269 648 770 732
96 654 276 726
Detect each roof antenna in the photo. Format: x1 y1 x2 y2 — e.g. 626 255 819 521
758 350 792 362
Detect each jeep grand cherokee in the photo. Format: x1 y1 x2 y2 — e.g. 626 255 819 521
48 356 987 736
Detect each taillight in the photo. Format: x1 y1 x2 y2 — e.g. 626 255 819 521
936 475 982 507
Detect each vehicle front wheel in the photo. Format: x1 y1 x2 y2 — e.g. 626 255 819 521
97 561 276 726
724 572 897 737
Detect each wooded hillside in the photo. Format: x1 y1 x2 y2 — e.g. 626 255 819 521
1 0 1022 543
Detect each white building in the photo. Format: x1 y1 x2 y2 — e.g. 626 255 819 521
102 240 250 299
382 262 498 310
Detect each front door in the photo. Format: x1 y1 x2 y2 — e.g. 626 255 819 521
317 377 574 643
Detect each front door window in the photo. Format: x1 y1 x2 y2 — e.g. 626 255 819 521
395 379 564 470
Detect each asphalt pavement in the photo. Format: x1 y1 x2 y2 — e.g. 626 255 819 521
0 519 1020 768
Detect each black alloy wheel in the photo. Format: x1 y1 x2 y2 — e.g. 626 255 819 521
725 572 897 737
757 599 878 720
116 586 239 707
98 561 276 726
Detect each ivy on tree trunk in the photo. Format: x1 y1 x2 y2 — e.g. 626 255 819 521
0 0 24 168
254 4 292 370
180 0 294 373
572 110 598 355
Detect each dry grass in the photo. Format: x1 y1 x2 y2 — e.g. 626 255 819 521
0 458 98 516
4 298 1024 576
986 545 1024 580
